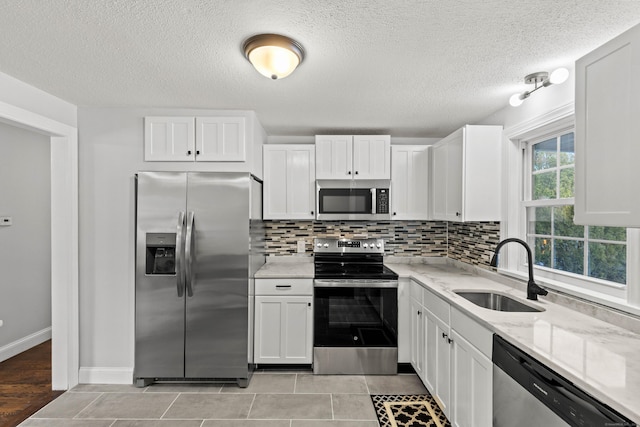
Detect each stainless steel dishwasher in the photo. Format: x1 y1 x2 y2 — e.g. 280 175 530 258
493 335 635 427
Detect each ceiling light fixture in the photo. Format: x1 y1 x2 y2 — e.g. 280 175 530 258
242 34 305 80
509 67 570 107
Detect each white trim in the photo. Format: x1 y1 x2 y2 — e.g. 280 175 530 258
0 327 52 363
0 100 79 390
78 367 134 385
503 102 575 140
523 198 574 208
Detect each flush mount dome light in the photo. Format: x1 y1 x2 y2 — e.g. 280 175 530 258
243 33 305 80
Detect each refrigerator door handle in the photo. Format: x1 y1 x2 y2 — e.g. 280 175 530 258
185 211 195 297
176 211 186 297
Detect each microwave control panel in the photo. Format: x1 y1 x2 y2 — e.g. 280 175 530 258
376 188 389 214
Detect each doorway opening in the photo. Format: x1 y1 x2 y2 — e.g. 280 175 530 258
0 100 79 391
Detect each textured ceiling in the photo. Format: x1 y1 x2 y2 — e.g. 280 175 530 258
1 0 639 137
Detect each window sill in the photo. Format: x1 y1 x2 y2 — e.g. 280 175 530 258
496 268 640 318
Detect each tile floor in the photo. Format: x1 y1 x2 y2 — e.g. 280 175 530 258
19 371 428 427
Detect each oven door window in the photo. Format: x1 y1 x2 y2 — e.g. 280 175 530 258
318 188 372 214
314 287 397 347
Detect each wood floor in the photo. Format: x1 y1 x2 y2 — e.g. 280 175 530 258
0 340 63 427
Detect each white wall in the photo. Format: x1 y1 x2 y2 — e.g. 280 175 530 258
0 122 52 357
77 107 264 379
479 71 575 129
0 71 77 128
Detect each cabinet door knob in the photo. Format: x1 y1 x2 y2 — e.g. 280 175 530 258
196 150 200 155
442 332 447 339
417 310 421 316
348 171 352 175
311 211 314 215
187 150 192 155
456 212 461 217
393 212 397 216
308 302 311 307
447 337 453 344
355 171 359 175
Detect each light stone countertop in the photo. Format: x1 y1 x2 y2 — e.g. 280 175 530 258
255 257 314 278
386 261 640 423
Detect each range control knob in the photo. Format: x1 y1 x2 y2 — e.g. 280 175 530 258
323 243 329 248
377 243 382 248
363 243 368 248
316 243 322 248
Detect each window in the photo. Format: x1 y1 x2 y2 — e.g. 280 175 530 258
522 129 628 297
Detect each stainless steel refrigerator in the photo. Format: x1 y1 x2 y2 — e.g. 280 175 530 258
134 172 264 387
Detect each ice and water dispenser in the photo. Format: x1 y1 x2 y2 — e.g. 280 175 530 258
145 233 176 275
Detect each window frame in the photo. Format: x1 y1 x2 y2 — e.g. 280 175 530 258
522 130 627 298
500 103 640 313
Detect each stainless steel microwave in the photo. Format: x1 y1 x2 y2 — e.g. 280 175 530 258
316 180 391 220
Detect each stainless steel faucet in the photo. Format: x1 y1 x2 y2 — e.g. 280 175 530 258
490 238 548 301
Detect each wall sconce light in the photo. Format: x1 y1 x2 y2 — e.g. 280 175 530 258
509 68 569 107
242 34 305 80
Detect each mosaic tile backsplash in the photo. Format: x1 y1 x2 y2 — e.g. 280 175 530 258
264 220 500 268
448 221 501 268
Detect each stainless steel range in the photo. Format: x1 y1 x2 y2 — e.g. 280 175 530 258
313 238 399 375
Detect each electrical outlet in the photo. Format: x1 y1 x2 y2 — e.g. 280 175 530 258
297 240 305 253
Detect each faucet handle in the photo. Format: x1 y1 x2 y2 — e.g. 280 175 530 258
527 281 548 300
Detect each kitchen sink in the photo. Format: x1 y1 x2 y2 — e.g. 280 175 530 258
454 291 544 313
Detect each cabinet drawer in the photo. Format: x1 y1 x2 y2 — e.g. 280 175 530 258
255 278 313 296
451 307 492 358
410 280 424 304
423 287 450 323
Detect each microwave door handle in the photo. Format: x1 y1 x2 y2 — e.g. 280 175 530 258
371 188 376 214
176 212 185 297
185 211 195 297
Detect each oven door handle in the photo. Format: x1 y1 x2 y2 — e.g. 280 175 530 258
314 279 398 288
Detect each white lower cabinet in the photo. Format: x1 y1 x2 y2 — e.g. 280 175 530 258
429 311 451 416
451 330 492 427
409 280 492 427
410 297 425 379
254 279 313 364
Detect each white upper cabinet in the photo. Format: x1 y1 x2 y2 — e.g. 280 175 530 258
315 135 352 179
315 135 390 180
575 23 640 226
144 116 247 162
263 145 316 220
144 117 195 161
431 125 502 222
195 117 246 162
352 135 391 179
391 145 429 220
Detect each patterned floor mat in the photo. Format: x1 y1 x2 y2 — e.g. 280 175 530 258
370 394 451 427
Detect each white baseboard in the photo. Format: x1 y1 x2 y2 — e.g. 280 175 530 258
0 327 52 363
78 367 133 384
